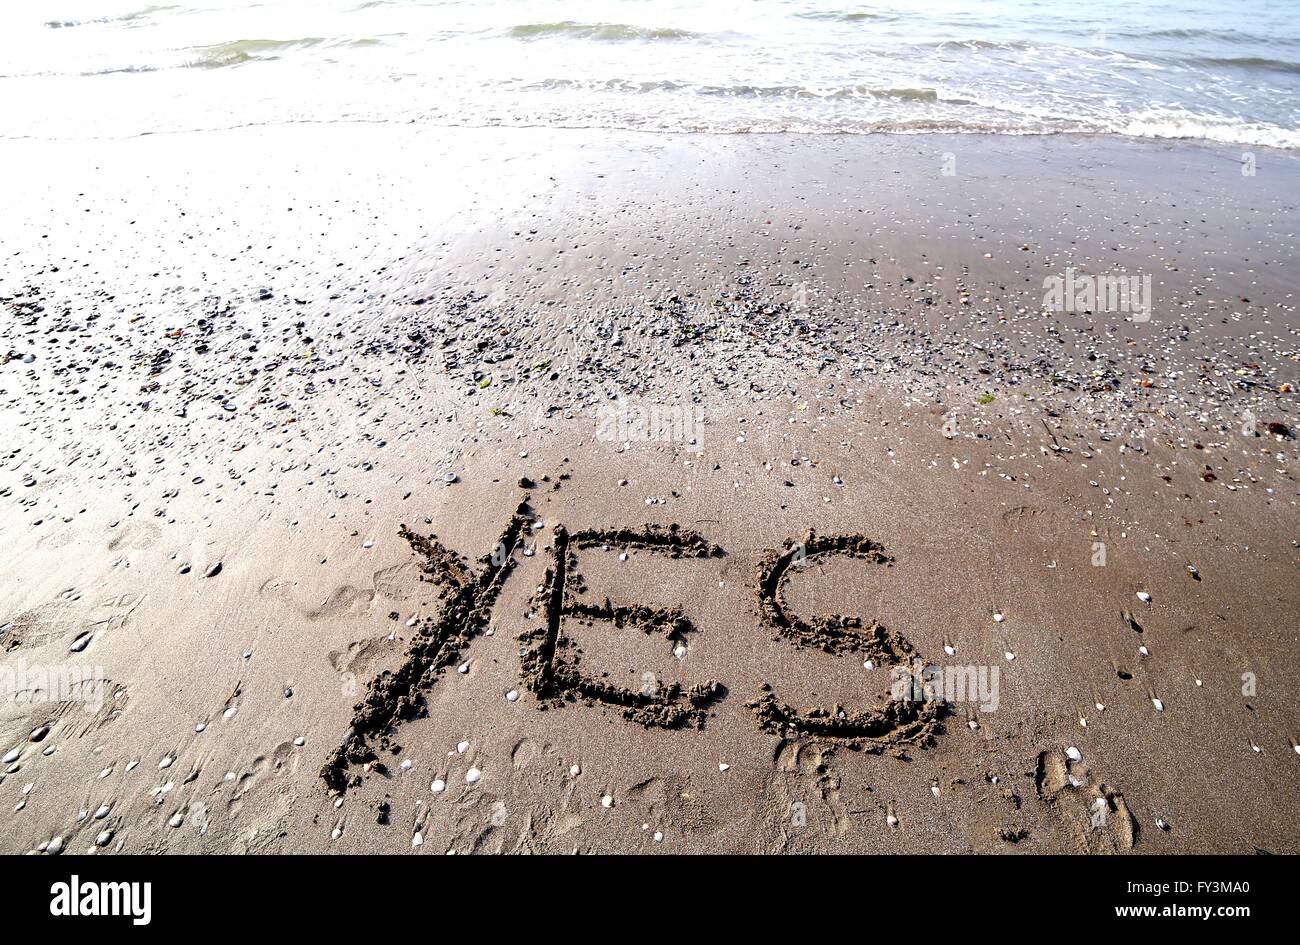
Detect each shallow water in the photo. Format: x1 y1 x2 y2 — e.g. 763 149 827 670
2 0 1298 147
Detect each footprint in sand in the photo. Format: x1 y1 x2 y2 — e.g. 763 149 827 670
752 739 849 852
106 520 160 553
1035 749 1136 854
305 584 375 621
372 561 422 602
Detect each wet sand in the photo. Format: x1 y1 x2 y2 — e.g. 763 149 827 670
1 126 1297 853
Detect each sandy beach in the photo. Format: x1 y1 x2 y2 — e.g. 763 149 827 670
0 124 1295 854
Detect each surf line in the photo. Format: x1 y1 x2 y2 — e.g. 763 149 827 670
321 496 944 794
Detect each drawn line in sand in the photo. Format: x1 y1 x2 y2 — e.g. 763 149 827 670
747 531 945 752
320 501 531 793
519 524 725 728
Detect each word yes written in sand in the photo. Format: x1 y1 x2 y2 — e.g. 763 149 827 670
322 499 944 793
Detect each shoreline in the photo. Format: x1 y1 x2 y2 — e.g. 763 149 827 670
4 123 1300 158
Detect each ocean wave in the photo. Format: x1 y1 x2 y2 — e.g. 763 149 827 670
793 10 896 23
187 38 326 69
1123 26 1300 47
526 77 974 104
1180 55 1300 74
44 5 180 30
506 22 703 42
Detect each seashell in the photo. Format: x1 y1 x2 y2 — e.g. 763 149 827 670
464 767 481 784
